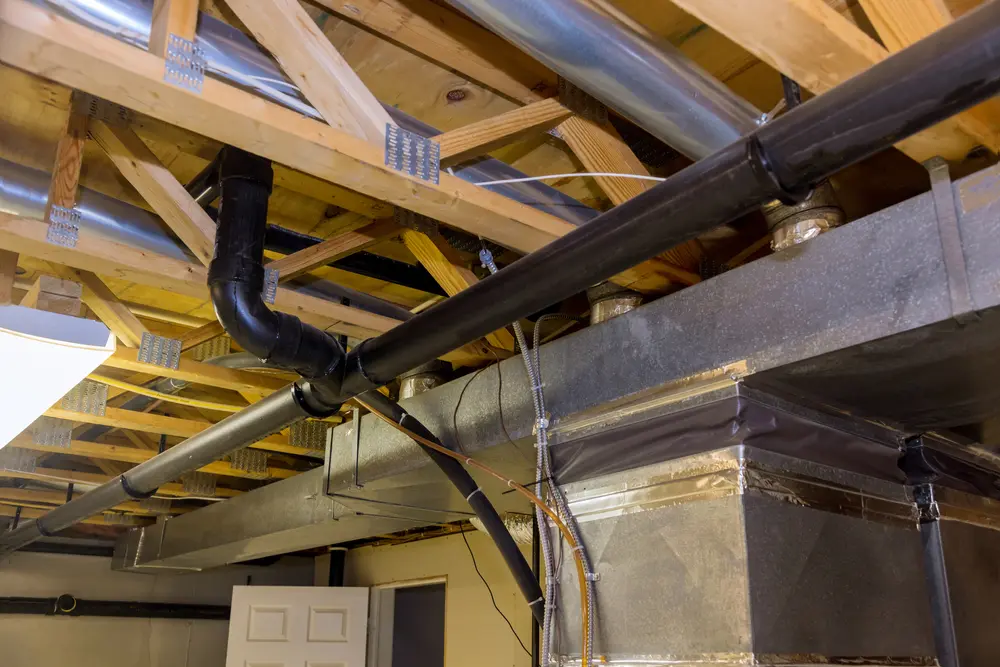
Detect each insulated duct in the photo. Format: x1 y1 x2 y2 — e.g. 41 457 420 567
444 0 763 161
4 0 1000 555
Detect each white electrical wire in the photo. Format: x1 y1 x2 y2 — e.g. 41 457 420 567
472 172 667 187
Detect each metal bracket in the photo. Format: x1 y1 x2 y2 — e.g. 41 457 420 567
30 417 73 448
138 332 182 370
0 449 37 474
262 268 279 305
46 206 80 248
393 208 438 235
385 124 440 184
61 380 108 416
72 92 132 127
557 77 608 125
164 34 206 93
139 497 172 515
189 335 230 362
350 406 364 490
925 157 979 324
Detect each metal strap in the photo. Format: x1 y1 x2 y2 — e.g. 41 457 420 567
138 332 182 370
164 34 206 93
385 124 441 184
46 206 80 248
72 92 132 127
557 77 608 125
262 268 279 305
925 157 978 324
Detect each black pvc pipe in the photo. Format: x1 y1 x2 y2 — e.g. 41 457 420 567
307 1 1000 401
359 391 545 624
208 147 345 379
0 595 230 620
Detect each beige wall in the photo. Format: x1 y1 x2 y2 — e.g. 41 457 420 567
0 551 313 667
346 531 534 667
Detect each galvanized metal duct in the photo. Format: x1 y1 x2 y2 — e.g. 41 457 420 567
37 0 598 227
444 0 762 160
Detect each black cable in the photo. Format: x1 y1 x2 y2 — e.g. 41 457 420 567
459 527 532 658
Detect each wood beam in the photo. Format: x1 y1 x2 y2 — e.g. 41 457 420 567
268 218 400 282
57 267 149 348
44 102 87 224
306 0 555 105
89 120 217 266
436 98 574 167
148 0 199 57
858 0 1000 150
0 486 195 516
179 320 226 352
0 1 589 259
224 0 393 144
10 437 296 480
19 274 81 315
43 405 316 456
0 503 151 526
0 213 401 340
100 346 287 394
0 249 17 304
667 0 986 161
400 229 516 350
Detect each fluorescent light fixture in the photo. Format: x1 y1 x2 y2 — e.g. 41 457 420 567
0 304 116 449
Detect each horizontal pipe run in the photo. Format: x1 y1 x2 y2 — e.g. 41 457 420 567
0 595 230 620
318 0 1000 399
0 386 318 555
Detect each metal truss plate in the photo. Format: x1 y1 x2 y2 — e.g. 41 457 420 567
385 124 440 184
229 448 268 478
61 380 108 416
393 208 438 235
138 332 182 370
139 497 172 515
181 472 217 497
290 420 328 452
0 449 37 473
262 268 279 305
30 417 73 448
190 335 231 362
164 34 206 93
72 92 132 127
557 76 609 125
46 206 80 248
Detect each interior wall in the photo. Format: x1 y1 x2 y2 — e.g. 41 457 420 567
345 531 534 667
0 551 313 667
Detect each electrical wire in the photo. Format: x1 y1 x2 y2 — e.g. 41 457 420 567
88 374 246 413
459 526 532 657
472 172 667 187
353 395 592 667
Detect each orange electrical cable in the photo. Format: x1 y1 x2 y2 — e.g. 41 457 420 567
353 396 591 667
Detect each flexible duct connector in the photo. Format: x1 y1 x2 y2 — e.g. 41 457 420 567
208 147 344 379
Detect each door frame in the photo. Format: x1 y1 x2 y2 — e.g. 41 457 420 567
366 576 448 667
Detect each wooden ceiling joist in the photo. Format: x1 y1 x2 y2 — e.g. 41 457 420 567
178 320 227 352
57 266 150 348
44 98 87 224
0 249 19 305
43 404 316 456
9 437 296 480
269 218 400 283
436 98 574 167
148 0 198 57
100 346 287 394
0 212 401 339
90 119 218 266
667 0 988 161
1 466 242 498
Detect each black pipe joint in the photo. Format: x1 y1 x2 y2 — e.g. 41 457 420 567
208 146 345 381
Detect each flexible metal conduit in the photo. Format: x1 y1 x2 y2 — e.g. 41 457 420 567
445 0 763 160
3 2 1000 555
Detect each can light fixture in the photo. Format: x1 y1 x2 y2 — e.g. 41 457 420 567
0 305 116 449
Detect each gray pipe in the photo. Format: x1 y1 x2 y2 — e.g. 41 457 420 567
444 0 763 160
0 386 312 555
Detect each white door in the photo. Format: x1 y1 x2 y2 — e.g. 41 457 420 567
226 585 369 667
